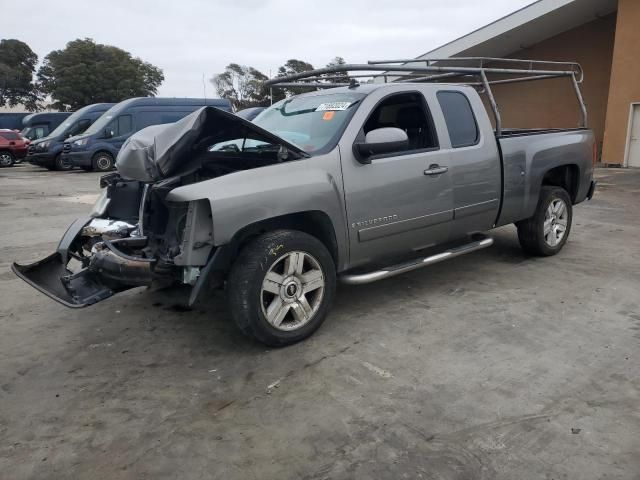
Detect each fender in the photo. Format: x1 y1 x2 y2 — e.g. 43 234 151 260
166 150 350 270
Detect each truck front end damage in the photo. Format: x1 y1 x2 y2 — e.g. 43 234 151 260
13 106 307 308
12 173 208 307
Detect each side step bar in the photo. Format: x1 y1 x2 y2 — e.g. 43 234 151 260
340 235 494 285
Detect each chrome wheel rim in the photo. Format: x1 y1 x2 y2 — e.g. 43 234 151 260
0 153 12 166
544 198 568 247
260 250 325 331
96 156 111 170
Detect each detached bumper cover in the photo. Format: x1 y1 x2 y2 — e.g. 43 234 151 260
12 220 155 308
12 252 115 308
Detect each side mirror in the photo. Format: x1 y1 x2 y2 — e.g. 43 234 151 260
354 127 409 163
103 129 114 139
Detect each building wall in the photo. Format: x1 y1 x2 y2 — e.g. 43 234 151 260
485 14 616 159
602 0 640 165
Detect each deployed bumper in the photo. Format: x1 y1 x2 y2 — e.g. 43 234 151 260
12 217 154 308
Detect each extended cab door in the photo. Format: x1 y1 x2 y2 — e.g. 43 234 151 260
434 88 502 236
339 89 454 268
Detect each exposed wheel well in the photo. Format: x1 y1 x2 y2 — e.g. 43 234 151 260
92 150 113 161
232 212 339 265
541 164 580 203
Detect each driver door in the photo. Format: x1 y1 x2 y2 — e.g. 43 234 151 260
340 90 454 267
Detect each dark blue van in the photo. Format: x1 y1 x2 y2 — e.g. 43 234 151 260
26 103 114 170
63 97 233 172
0 113 30 130
21 112 72 141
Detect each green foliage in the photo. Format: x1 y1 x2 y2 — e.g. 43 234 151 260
211 63 270 109
324 56 350 84
272 59 316 101
37 38 164 111
0 39 39 111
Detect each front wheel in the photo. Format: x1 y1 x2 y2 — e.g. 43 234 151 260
517 186 572 256
227 230 336 347
54 153 73 171
0 151 14 167
92 152 114 172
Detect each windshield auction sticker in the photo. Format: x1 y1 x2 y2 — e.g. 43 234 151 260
316 102 352 111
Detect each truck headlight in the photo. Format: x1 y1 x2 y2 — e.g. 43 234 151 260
40 141 50 150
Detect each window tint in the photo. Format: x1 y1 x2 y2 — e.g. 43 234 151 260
136 111 193 130
0 131 20 140
363 92 438 154
117 115 133 136
67 119 92 137
437 91 479 148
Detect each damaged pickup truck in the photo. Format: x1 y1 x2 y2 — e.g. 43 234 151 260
13 59 597 346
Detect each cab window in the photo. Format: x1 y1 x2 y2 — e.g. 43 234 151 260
362 92 438 154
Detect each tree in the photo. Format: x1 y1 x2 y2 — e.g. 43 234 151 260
37 38 164 111
272 59 315 101
324 56 350 84
0 39 39 110
211 63 270 110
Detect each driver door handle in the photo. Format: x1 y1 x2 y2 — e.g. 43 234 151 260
424 164 448 176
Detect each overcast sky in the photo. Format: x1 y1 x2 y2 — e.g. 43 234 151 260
3 0 534 98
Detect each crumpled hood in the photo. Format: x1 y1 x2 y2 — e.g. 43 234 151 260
116 106 307 182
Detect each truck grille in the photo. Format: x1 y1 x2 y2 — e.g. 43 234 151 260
62 143 71 153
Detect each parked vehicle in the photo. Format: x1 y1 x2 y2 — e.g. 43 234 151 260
0 129 29 167
26 103 115 171
21 112 72 141
236 106 266 121
0 113 29 130
13 59 596 347
61 97 233 172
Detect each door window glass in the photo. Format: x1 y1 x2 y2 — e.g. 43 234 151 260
362 92 438 154
437 91 479 148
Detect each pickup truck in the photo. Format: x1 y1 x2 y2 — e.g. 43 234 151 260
13 78 596 346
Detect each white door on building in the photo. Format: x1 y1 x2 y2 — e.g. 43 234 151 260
628 104 640 168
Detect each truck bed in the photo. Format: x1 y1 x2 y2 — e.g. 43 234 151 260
496 128 595 227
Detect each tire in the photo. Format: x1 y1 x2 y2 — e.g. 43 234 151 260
0 151 14 168
517 186 572 256
54 153 73 171
227 230 336 347
92 152 114 172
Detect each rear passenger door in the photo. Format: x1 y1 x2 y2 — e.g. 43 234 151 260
436 90 501 237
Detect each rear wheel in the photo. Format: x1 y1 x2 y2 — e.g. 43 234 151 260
54 153 73 171
517 186 572 256
227 230 336 347
92 152 114 172
0 151 14 167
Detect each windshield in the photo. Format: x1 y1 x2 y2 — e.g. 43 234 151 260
210 92 364 155
48 109 92 138
83 109 117 136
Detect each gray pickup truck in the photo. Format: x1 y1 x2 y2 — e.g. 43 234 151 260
13 59 596 346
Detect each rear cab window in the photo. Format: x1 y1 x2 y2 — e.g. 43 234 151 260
436 91 479 148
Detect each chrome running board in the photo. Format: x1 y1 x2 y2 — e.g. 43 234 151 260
340 235 494 285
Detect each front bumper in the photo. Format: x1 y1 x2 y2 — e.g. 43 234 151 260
27 152 55 167
63 150 92 168
12 218 155 308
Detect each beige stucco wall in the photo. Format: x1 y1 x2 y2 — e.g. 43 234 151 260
602 0 640 165
486 14 616 160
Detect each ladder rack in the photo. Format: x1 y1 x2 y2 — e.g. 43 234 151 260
264 57 587 136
